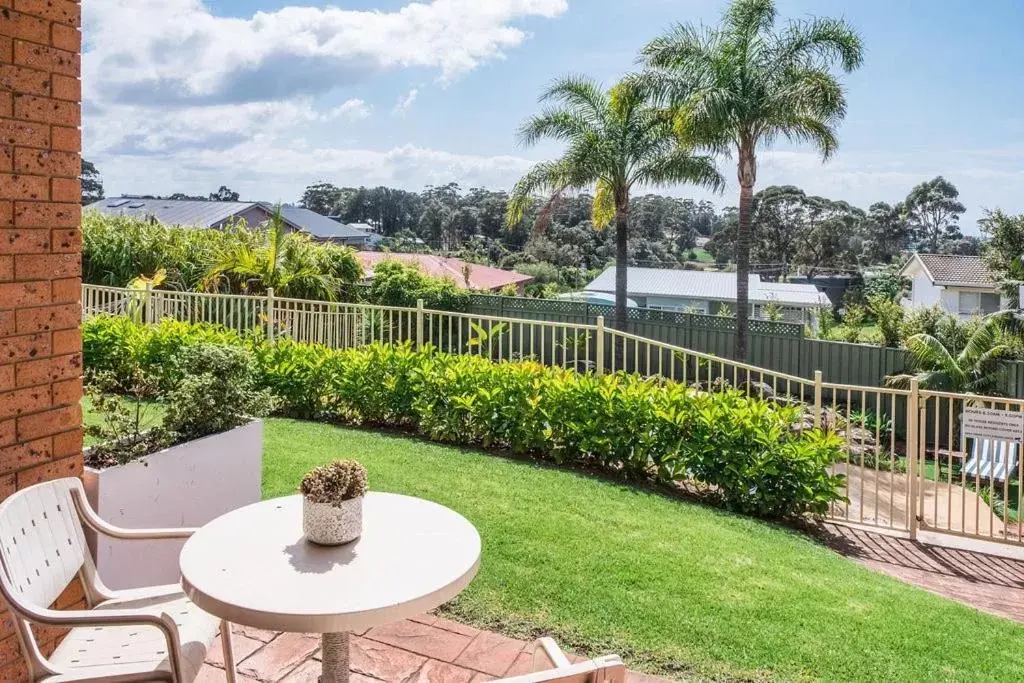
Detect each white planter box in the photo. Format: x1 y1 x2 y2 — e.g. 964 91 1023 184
83 420 263 590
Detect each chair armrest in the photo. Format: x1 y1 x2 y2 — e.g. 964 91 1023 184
70 484 197 539
533 637 571 669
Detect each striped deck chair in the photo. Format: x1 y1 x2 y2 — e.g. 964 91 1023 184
963 439 1021 483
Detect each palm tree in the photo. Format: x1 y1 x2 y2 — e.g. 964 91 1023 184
202 206 342 300
640 0 863 361
885 312 1016 394
506 76 723 334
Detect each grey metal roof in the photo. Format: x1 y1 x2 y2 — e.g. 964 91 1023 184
85 197 264 228
275 205 371 241
585 267 828 308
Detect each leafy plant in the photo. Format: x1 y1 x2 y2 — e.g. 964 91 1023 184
868 294 904 347
814 306 836 339
761 300 783 322
301 460 369 505
84 368 170 468
467 322 509 357
840 304 866 343
886 311 1016 393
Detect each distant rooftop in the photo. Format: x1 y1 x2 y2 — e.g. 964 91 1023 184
86 197 261 228
356 252 534 292
904 253 996 286
585 267 828 307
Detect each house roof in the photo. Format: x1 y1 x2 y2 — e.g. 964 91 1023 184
356 252 534 291
584 267 829 307
274 205 371 241
86 197 263 228
902 253 997 287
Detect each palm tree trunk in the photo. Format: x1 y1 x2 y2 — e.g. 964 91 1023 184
614 192 630 369
735 137 756 363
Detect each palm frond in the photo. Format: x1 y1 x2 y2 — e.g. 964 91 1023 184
592 179 616 230
775 16 865 72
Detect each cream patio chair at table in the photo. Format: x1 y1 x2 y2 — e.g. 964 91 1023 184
494 637 626 683
0 478 235 683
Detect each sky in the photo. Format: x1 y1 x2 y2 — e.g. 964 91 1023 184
82 0 1024 231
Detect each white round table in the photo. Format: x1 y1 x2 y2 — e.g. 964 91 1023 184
180 492 481 683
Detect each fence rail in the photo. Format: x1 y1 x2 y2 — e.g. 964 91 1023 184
81 284 1024 551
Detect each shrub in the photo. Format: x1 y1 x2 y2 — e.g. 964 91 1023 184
84 318 846 518
366 260 470 310
868 295 904 347
840 304 865 343
163 344 275 442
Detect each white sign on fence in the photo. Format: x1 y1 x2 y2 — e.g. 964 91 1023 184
962 407 1024 443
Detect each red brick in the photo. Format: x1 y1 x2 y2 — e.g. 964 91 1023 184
0 436 50 475
0 63 50 96
15 303 78 333
0 93 10 119
0 366 10 391
13 95 78 126
51 376 78 406
13 40 78 78
0 256 9 282
15 451 82 487
50 226 78 252
0 474 13 499
0 647 28 680
51 427 80 458
53 579 85 610
49 124 77 152
0 145 11 173
14 148 77 177
13 0 80 28
0 280 49 308
50 23 80 53
0 173 48 200
49 275 76 303
0 117 48 148
15 200 78 227
0 332 48 362
0 312 11 337
15 352 79 385
50 73 78 102
15 252 79 279
51 326 78 354
0 385 50 419
0 36 10 63
0 201 10 227
15 403 79 441
50 176 77 202
0 227 49 253
0 9 50 44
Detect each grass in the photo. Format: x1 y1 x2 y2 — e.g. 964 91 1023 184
82 402 1024 681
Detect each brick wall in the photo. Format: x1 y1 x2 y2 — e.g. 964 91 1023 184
0 0 83 678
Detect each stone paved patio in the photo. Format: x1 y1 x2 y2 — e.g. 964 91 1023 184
196 614 670 683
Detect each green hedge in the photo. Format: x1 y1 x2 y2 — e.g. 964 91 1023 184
83 315 845 518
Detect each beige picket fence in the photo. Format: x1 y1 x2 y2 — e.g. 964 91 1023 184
81 284 1024 550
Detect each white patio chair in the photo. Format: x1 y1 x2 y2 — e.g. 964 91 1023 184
494 638 626 683
0 477 235 682
963 438 1020 483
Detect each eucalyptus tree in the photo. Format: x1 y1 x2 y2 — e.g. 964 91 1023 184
506 75 723 332
640 0 864 360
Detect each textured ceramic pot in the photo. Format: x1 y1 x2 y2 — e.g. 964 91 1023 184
303 495 363 545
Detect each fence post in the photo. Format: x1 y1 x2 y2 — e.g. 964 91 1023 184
595 316 605 376
416 298 425 348
907 378 920 540
813 370 823 429
266 287 275 343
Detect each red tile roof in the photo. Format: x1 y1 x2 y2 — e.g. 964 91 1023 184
356 252 534 292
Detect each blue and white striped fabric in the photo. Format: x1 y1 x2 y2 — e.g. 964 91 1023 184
963 439 1020 482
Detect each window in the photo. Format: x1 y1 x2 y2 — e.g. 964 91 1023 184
958 291 980 316
981 293 1001 314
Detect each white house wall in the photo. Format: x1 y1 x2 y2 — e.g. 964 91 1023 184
911 272 942 307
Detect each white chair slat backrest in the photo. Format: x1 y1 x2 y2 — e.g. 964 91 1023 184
0 479 88 610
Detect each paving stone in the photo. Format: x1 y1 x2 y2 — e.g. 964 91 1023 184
455 631 527 677
409 659 477 683
194 663 260 682
350 635 427 681
365 620 473 662
502 651 537 678
206 632 265 668
408 613 438 627
431 616 481 638
238 632 320 682
626 671 676 683
233 623 280 643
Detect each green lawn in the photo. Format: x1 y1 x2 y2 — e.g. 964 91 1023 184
83 403 1024 681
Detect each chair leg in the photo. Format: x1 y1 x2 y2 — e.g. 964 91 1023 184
221 620 237 683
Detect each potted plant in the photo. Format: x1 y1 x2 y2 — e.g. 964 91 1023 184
300 460 368 545
84 344 274 590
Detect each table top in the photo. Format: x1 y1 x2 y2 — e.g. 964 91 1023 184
179 492 481 633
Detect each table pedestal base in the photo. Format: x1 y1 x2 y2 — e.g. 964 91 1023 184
320 631 350 683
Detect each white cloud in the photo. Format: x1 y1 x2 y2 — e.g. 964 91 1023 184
83 0 568 106
324 99 373 122
392 89 419 116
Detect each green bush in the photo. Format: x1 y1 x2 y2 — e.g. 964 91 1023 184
83 317 846 518
365 260 470 310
